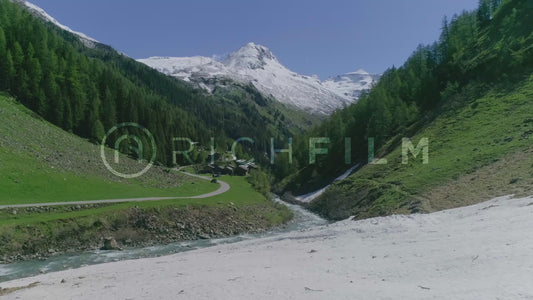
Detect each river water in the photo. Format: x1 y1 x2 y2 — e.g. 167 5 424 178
0 197 327 282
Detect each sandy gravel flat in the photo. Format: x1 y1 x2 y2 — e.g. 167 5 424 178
2 195 532 299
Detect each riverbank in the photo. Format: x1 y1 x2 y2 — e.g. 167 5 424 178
2 195 532 299
0 175 293 263
0 196 325 283
0 201 292 263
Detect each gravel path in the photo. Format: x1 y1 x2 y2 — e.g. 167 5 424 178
0 170 230 209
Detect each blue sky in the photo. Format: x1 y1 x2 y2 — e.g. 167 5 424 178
31 0 479 78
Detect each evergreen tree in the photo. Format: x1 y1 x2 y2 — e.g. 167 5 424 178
477 0 492 26
11 41 25 96
0 27 7 90
490 0 502 14
24 43 44 111
91 119 105 143
4 50 16 92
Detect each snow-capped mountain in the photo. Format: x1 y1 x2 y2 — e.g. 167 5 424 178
16 2 377 114
139 43 379 115
19 1 99 48
323 69 381 100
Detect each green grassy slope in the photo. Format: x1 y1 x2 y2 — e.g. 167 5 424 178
310 77 533 220
0 94 218 205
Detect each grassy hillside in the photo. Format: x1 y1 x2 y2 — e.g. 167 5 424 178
0 94 217 204
310 77 533 220
0 94 292 261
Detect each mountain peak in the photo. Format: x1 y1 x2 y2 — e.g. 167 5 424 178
241 42 272 53
347 69 369 75
223 42 278 70
139 43 381 115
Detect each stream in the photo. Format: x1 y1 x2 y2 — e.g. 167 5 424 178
0 197 327 282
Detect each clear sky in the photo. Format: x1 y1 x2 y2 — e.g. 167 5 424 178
31 0 479 78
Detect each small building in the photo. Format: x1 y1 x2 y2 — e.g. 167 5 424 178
213 164 225 174
235 164 249 176
222 166 234 175
199 164 215 174
236 159 247 165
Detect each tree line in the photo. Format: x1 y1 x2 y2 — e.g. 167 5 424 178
0 0 297 167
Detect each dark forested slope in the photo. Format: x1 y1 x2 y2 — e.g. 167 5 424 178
0 0 315 167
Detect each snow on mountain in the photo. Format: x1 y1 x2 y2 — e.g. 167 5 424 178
323 69 381 99
139 43 379 115
20 1 99 48
140 56 227 83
